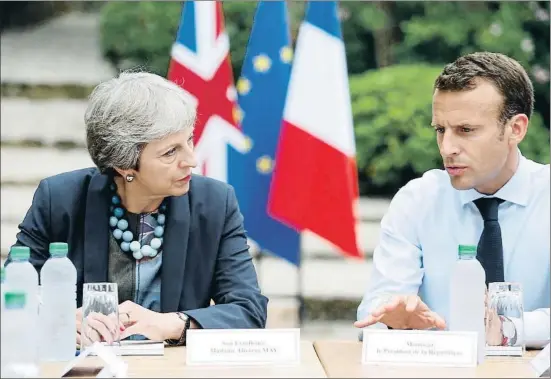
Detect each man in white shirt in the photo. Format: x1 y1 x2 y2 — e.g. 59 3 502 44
355 52 550 348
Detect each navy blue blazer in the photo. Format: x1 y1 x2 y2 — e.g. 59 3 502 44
7 168 268 329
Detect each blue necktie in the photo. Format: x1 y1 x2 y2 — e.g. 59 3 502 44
474 197 505 286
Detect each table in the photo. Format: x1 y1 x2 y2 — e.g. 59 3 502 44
40 341 327 378
314 340 540 378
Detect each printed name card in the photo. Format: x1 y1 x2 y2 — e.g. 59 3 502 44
530 343 550 377
60 342 128 378
362 329 478 368
186 328 300 366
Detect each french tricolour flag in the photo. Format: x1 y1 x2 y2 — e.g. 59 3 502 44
268 1 361 259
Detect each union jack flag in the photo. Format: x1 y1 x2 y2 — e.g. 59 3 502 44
168 1 250 183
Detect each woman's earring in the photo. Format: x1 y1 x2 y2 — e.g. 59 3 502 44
125 175 134 183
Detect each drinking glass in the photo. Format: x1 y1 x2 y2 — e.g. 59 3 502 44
485 282 525 356
81 282 121 354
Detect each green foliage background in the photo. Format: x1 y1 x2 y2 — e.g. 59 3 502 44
350 64 550 194
99 1 550 196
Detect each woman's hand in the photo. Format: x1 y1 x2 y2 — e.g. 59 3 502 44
119 301 184 341
76 307 83 346
76 306 126 347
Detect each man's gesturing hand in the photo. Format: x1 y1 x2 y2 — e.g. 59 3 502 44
354 295 447 330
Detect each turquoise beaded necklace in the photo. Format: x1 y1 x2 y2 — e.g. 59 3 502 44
108 182 167 260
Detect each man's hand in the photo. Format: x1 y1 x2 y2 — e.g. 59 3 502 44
485 307 504 346
354 294 447 330
119 301 180 342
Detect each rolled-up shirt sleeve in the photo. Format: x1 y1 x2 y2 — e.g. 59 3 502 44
509 309 550 349
357 181 425 322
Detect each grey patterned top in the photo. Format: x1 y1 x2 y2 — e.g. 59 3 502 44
107 210 163 339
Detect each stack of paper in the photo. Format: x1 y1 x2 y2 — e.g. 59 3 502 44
87 340 165 356
119 340 165 356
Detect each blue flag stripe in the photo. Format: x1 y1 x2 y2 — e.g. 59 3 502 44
176 1 197 52
228 1 301 266
304 1 342 39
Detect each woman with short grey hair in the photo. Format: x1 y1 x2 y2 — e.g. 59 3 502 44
85 71 197 175
6 71 268 348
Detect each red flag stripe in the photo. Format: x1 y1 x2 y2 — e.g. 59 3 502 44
268 120 361 258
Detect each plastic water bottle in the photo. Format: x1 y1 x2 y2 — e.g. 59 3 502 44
4 246 40 334
1 266 5 309
4 246 39 310
40 242 77 362
449 244 486 364
1 291 40 377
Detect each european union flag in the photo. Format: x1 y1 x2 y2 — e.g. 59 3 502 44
228 1 301 266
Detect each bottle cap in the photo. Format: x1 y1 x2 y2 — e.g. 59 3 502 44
49 242 68 257
10 246 30 261
458 244 477 257
4 291 26 309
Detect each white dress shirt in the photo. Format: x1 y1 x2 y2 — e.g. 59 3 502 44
358 150 550 348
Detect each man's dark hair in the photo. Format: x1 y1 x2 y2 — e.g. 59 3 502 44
434 52 534 124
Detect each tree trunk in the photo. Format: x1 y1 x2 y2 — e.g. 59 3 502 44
372 1 397 68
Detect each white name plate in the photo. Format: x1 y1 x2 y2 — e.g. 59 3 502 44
60 342 128 378
362 329 478 368
530 343 550 377
186 328 300 366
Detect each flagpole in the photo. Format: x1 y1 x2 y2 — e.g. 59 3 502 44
297 235 305 327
